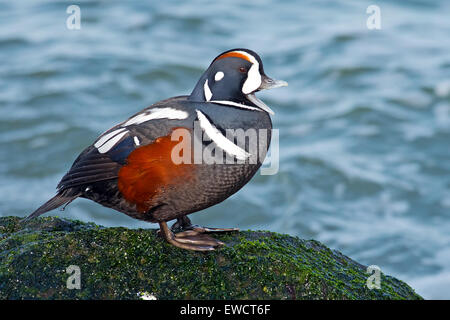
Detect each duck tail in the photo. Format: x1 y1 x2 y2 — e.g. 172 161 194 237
22 192 78 223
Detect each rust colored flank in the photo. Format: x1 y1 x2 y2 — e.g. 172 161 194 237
118 129 194 213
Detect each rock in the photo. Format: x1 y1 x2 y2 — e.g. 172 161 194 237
0 216 422 300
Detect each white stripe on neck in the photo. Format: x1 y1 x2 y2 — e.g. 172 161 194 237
209 100 261 112
196 110 250 160
204 79 212 101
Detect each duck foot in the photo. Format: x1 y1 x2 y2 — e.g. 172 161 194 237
171 216 239 234
158 221 224 251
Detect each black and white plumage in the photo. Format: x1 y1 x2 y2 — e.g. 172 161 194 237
24 48 287 251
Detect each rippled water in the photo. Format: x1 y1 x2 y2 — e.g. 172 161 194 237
1 0 449 299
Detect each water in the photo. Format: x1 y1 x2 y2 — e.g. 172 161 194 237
1 0 449 299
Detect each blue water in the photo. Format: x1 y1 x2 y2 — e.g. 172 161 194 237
1 0 449 299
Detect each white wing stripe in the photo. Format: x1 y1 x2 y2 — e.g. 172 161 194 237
94 128 127 148
124 108 189 126
95 107 189 153
97 131 128 153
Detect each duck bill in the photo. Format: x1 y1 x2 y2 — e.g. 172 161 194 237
258 75 288 91
246 75 288 115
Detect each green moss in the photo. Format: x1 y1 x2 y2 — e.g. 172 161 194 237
0 216 422 300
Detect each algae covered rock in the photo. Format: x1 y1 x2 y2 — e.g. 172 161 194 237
0 216 421 300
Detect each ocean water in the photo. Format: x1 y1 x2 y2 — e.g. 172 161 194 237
0 0 449 299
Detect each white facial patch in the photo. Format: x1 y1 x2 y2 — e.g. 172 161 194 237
133 136 140 146
196 110 250 160
231 50 262 94
124 108 188 126
203 79 212 101
214 71 224 81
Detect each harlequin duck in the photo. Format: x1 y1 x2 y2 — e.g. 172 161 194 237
24 49 287 251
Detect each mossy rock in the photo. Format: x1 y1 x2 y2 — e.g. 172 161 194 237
0 216 422 300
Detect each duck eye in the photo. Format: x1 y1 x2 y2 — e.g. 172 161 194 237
238 67 247 73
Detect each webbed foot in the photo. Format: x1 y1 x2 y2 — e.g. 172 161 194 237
158 221 225 251
171 216 239 234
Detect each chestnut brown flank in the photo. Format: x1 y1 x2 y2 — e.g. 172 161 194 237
118 129 194 213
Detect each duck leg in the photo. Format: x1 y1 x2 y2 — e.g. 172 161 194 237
171 215 239 234
158 221 224 251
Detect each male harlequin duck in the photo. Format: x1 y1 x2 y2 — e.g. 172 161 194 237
24 49 287 251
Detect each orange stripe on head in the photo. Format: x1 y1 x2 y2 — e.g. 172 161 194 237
215 51 252 63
